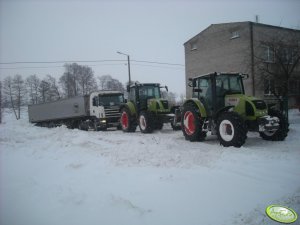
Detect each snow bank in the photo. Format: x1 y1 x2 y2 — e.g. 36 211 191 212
1 109 299 225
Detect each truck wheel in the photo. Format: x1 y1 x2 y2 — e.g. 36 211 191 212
181 104 206 141
259 109 288 141
138 111 153 133
217 112 247 147
120 108 136 132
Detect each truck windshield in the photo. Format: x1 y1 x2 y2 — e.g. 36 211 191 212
139 86 161 99
99 94 124 107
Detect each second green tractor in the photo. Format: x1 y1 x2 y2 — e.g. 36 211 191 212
119 82 180 133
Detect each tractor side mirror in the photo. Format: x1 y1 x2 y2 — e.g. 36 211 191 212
160 85 168 92
188 78 196 87
241 74 249 79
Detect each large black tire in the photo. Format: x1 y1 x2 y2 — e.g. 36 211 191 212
181 104 206 142
154 121 164 130
120 108 137 132
217 112 247 147
138 111 153 133
259 109 288 141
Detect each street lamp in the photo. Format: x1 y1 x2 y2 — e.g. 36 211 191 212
117 51 131 86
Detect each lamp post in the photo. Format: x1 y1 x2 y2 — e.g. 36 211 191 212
117 51 131 86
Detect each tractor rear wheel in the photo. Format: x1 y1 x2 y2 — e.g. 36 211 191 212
217 112 247 147
181 104 206 141
138 111 153 133
259 109 288 141
120 108 137 132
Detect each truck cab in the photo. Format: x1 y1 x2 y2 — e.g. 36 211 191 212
90 91 124 130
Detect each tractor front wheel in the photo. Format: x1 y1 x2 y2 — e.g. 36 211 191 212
217 112 247 147
138 111 153 133
181 104 206 142
259 109 288 141
120 108 136 132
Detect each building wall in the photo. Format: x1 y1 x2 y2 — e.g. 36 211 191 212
252 24 300 106
185 22 300 107
184 22 253 98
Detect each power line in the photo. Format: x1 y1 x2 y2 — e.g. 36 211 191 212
0 59 184 67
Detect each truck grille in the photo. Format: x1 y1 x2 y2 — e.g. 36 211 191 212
252 100 267 110
104 106 120 118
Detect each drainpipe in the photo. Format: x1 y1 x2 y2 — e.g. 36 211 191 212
250 22 255 96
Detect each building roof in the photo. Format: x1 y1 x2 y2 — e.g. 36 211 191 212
184 21 300 45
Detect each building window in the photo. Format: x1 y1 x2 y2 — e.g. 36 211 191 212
231 31 240 39
262 46 275 63
264 79 274 95
190 41 197 51
289 80 300 95
279 48 296 64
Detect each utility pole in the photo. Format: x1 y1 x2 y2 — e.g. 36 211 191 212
117 51 131 86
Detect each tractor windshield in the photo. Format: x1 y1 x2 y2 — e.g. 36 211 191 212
216 74 244 95
139 86 161 99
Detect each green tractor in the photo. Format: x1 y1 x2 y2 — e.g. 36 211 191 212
181 72 289 147
120 83 178 133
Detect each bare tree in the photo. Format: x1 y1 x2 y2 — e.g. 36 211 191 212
39 80 50 103
26 75 40 104
255 30 300 109
98 75 124 92
46 75 61 101
3 75 26 120
60 63 97 97
77 66 97 95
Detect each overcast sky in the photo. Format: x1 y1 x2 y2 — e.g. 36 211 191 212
1 0 300 96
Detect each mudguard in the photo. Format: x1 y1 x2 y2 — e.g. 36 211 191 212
183 98 207 118
120 101 137 116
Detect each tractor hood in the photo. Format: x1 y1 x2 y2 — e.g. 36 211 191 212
225 94 268 119
147 98 170 113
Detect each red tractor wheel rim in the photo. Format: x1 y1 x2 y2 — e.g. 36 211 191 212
121 112 128 129
183 111 195 135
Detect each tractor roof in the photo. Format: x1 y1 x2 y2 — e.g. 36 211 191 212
129 82 160 88
190 72 247 80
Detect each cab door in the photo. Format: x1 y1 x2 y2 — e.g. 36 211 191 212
89 92 104 119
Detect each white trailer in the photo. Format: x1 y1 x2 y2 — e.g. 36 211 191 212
28 91 124 130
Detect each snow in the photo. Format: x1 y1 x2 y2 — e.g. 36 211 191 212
1 109 300 225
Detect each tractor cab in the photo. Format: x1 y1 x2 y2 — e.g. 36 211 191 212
190 72 246 117
128 83 160 110
127 83 169 112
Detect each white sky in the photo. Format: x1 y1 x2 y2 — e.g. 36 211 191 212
1 0 300 96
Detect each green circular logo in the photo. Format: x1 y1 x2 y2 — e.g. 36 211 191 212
266 205 298 224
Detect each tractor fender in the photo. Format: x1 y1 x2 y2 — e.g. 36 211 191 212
183 98 207 117
120 101 137 116
215 106 235 119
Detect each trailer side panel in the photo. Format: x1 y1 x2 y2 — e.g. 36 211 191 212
28 96 88 123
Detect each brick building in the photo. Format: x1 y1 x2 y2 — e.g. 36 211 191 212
184 22 300 107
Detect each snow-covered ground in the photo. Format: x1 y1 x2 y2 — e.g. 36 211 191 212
1 109 300 225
